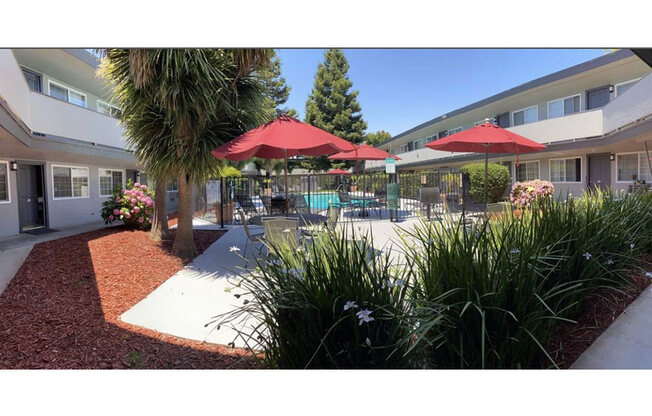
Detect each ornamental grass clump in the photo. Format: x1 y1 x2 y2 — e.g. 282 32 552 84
101 179 155 229
216 229 433 369
402 189 652 368
510 179 554 208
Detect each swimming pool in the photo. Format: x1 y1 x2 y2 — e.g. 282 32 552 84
303 193 339 210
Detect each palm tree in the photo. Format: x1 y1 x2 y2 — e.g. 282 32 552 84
100 49 273 257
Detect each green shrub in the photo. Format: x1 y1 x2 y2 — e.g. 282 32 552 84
461 162 510 203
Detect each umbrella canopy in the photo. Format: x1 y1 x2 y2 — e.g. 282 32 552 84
328 144 402 161
212 115 356 161
327 168 351 175
425 120 545 206
212 115 356 211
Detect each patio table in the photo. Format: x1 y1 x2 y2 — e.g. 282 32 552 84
247 213 327 227
352 196 378 217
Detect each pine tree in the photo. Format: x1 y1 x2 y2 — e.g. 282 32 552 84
260 56 298 118
303 49 367 172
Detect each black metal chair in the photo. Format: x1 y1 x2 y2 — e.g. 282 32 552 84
419 187 442 221
290 194 311 214
235 194 259 218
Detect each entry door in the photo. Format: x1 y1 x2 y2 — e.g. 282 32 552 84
588 154 611 191
17 164 45 230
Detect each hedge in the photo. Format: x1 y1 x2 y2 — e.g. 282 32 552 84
461 162 510 203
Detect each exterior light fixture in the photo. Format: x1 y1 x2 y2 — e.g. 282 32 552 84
609 85 614 93
10 161 18 171
610 154 615 161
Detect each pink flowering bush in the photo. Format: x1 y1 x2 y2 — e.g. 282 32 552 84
509 180 554 208
101 179 154 229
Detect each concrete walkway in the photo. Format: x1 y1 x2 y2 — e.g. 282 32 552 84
572 285 652 369
0 221 118 297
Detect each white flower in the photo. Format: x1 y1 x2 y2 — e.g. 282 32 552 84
268 259 282 266
365 337 372 347
510 248 520 254
646 272 652 279
283 228 291 233
413 321 421 330
296 246 303 252
356 309 374 326
607 259 614 265
427 238 435 244
583 252 592 260
395 279 405 287
630 243 635 249
229 246 240 252
343 301 359 311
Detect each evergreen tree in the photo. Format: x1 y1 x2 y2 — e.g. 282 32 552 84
365 130 392 147
303 49 367 172
260 56 298 118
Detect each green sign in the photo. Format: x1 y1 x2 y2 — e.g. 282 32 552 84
385 157 395 174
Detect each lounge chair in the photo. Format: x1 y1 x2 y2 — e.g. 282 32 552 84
290 194 311 214
235 194 259 218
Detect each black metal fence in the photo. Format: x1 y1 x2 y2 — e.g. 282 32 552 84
194 169 467 225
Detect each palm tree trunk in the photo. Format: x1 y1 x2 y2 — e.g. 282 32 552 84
172 171 197 258
149 177 170 241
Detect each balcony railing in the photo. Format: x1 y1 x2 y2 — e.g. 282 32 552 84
603 72 652 133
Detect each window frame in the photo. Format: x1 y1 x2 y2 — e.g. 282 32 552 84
97 99 121 118
413 138 426 150
98 168 126 197
513 160 540 183
21 67 42 93
166 179 179 193
511 105 538 127
0 160 11 204
447 126 463 136
546 94 581 119
615 152 651 183
51 164 90 200
614 78 641 97
548 157 583 183
47 80 87 108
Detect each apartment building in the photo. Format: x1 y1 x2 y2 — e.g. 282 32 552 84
0 49 180 238
369 49 652 197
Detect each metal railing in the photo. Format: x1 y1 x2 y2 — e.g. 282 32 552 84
194 169 467 226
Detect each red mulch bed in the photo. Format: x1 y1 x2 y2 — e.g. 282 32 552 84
549 253 652 368
0 224 257 369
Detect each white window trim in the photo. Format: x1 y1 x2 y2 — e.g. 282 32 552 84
98 168 126 197
546 94 581 119
447 126 463 135
548 157 583 183
0 160 11 204
614 78 641 97
615 152 650 183
167 179 179 193
473 120 485 127
47 80 87 108
97 99 121 117
511 105 538 126
513 160 540 183
51 164 91 200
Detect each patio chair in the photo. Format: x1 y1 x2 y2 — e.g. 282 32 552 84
290 194 311 214
238 210 265 259
366 189 387 219
260 195 274 214
334 191 361 216
263 217 299 249
302 205 341 238
235 194 259 218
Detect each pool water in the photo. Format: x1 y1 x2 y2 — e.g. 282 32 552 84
303 193 339 210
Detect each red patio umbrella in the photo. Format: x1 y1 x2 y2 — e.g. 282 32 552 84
327 168 351 175
425 119 545 206
328 144 401 162
212 115 356 207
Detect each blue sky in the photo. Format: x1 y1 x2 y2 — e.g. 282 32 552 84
276 49 606 137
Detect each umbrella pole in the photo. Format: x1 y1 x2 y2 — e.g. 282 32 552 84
284 149 289 214
484 144 489 209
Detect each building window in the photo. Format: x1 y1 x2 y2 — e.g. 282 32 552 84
447 126 463 135
515 161 540 182
473 120 485 127
512 106 538 126
549 157 581 183
413 138 425 150
547 95 580 119
615 79 640 97
617 152 652 182
53 165 89 199
97 100 122 118
48 81 87 108
99 169 124 196
167 179 178 192
22 68 42 92
0 161 9 203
